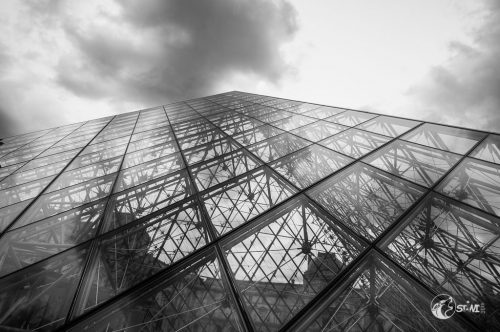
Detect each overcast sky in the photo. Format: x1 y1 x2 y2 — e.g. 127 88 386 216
0 0 499 137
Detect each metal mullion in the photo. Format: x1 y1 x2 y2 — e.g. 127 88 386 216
65 113 140 322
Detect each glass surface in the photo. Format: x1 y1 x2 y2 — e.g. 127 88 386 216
356 115 421 137
304 252 468 332
247 133 311 163
291 120 348 142
437 157 500 216
0 245 89 331
70 250 243 332
364 139 461 187
191 148 262 191
326 110 377 127
319 128 391 159
103 169 194 233
380 194 500 305
223 196 365 331
270 144 354 189
307 163 425 241
77 200 209 313
401 123 486 154
203 166 297 236
470 134 500 164
0 199 106 276
0 91 497 331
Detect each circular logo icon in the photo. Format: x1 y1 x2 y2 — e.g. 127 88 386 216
431 294 456 319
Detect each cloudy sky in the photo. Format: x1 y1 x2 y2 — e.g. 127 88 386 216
0 0 499 137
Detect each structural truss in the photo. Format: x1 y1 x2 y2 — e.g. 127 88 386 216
0 91 499 331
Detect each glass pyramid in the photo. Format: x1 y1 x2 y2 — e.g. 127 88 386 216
0 91 498 331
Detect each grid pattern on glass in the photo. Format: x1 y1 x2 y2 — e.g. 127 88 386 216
270 144 354 189
437 157 500 216
319 128 391 158
190 148 262 191
470 134 500 164
303 252 468 332
291 120 348 142
356 115 421 137
69 249 243 332
401 123 486 154
0 91 494 332
379 194 500 306
247 132 311 163
223 196 365 331
203 166 296 236
326 110 377 127
307 163 425 241
77 199 209 313
364 139 462 187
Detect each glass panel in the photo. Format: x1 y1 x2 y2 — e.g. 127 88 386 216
303 106 344 119
356 115 421 137
0 245 89 331
437 158 500 216
291 120 348 142
15 173 116 229
46 156 122 193
183 137 240 166
69 250 243 332
364 139 461 187
103 169 194 233
0 200 31 232
271 115 317 131
319 128 391 158
203 166 297 236
326 110 376 127
66 144 127 170
122 140 178 168
0 160 68 190
401 123 486 154
191 148 262 191
379 194 499 329
470 134 500 164
0 176 54 208
270 144 353 189
305 252 469 332
77 200 209 313
233 124 285 147
223 196 365 331
253 110 294 123
178 128 226 150
247 133 311 163
0 199 106 276
307 163 425 241
114 152 184 192
171 118 215 138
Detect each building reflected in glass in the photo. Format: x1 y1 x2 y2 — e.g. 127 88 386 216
0 91 498 331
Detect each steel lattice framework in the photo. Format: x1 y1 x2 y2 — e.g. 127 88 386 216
0 91 499 331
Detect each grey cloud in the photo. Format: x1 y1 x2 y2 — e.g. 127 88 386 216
408 0 500 132
57 0 297 104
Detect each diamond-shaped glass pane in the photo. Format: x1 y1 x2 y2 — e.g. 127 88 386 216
291 120 348 142
270 144 353 189
401 123 486 154
326 110 377 127
470 134 500 164
364 139 461 187
247 133 311 163
223 196 365 331
203 166 296 236
319 128 391 159
307 163 425 241
356 115 421 137
437 158 500 216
